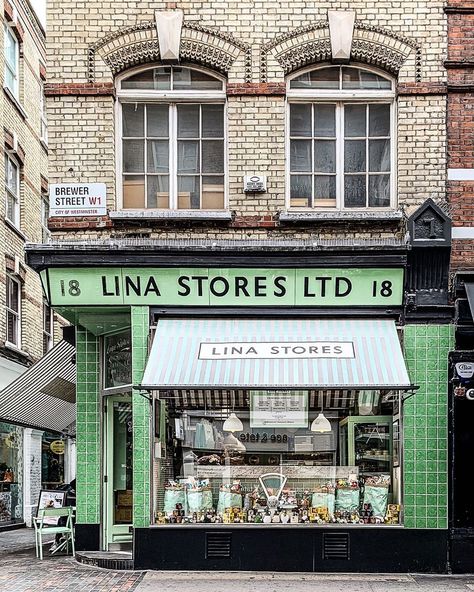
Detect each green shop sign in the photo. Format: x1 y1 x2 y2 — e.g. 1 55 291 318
43 267 404 307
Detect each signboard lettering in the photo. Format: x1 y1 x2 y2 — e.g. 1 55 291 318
44 267 404 307
49 183 107 216
199 341 354 360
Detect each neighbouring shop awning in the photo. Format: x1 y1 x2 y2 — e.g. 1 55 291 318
0 340 76 434
141 319 412 390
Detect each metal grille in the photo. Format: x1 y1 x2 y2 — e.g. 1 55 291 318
206 532 232 559
323 533 350 560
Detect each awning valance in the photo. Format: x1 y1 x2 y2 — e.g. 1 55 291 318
0 340 76 434
141 319 412 390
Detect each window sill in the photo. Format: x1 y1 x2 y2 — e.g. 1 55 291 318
3 342 30 360
3 86 27 120
109 210 233 222
4 218 27 241
279 210 404 223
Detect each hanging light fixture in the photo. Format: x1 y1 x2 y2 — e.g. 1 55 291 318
223 412 243 433
310 412 332 433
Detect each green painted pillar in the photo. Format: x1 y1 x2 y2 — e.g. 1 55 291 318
403 324 453 529
75 327 101 525
131 306 151 527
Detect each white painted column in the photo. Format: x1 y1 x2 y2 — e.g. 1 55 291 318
64 437 76 484
23 429 44 527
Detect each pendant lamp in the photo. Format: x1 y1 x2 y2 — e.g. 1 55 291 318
223 412 243 433
310 412 332 433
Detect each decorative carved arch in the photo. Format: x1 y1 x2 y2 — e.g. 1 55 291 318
88 21 251 82
261 21 421 82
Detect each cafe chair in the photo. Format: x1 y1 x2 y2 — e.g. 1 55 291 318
34 506 75 560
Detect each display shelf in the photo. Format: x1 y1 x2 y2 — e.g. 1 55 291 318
195 464 359 479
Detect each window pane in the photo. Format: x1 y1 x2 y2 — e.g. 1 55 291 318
121 67 171 90
344 175 366 208
202 105 224 138
146 104 169 137
290 104 312 137
177 105 199 138
178 141 200 173
345 105 366 137
147 141 169 173
290 175 312 207
369 104 390 137
123 140 144 173
342 67 392 90
123 175 145 208
290 67 339 89
369 139 390 172
7 310 18 345
122 104 144 137
314 176 336 202
6 192 16 224
314 104 336 137
178 176 200 209
344 140 366 172
5 69 15 93
369 175 390 207
314 140 336 173
147 175 169 208
202 176 224 209
173 68 222 90
5 156 18 194
5 29 17 69
202 140 224 174
290 140 311 172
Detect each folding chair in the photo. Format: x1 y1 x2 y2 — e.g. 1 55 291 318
34 506 75 560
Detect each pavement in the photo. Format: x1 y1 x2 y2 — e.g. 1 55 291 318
3 527 474 591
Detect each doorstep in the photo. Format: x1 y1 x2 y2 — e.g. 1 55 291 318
76 550 134 570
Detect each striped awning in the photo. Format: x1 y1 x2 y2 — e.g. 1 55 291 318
141 319 412 390
0 340 76 434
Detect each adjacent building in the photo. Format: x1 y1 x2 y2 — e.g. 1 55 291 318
0 0 72 529
23 0 472 573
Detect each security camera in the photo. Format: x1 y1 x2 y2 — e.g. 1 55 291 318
466 389 474 401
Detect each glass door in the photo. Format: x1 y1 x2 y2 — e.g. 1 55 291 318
104 395 133 547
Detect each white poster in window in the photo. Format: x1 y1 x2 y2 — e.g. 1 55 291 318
49 183 107 216
250 391 308 428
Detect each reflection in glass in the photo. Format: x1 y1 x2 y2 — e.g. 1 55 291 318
122 104 144 137
314 140 336 173
369 175 390 207
290 175 312 207
369 140 390 172
290 67 339 89
344 140 366 173
290 104 312 137
314 104 336 137
178 175 200 209
344 175 366 208
290 140 312 172
345 105 366 137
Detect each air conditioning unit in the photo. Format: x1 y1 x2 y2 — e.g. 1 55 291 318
244 175 267 193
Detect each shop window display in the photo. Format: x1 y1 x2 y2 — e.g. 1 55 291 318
152 390 402 526
0 423 23 524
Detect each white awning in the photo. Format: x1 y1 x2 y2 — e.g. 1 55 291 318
0 340 76 434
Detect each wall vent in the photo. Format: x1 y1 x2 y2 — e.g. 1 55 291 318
206 532 232 559
323 533 350 560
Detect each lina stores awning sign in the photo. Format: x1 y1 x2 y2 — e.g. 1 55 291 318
42 267 404 307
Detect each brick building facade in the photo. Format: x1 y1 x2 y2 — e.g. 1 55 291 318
0 0 68 528
23 0 474 573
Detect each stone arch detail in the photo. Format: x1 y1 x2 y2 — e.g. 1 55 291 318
261 21 421 82
88 21 251 82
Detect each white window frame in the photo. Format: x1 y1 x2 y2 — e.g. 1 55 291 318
4 23 19 97
5 273 21 348
5 152 20 228
40 79 48 144
41 191 50 242
42 299 53 353
286 64 397 212
116 64 228 211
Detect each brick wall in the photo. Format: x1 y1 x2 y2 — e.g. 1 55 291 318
0 0 63 365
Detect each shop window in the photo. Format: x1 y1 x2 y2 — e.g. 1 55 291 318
103 329 132 390
5 273 21 347
43 299 53 354
0 423 23 524
118 66 226 211
41 433 65 489
4 23 19 98
287 65 395 210
152 390 402 526
5 152 20 228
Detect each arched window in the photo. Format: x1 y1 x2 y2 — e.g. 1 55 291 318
117 66 226 211
287 65 395 211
